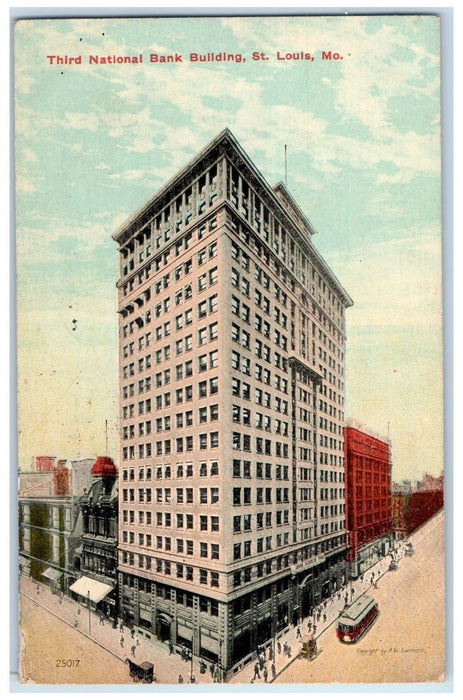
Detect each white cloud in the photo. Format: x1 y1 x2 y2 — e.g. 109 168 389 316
327 228 443 330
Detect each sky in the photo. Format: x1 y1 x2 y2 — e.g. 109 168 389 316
14 13 444 482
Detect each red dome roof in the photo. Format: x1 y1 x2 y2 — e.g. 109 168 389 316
91 456 117 476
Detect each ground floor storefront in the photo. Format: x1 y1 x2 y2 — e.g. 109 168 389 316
118 548 348 679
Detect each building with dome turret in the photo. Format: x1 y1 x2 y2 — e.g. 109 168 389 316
70 456 119 620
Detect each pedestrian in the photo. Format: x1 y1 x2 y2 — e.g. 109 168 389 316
287 645 292 658
136 638 140 647
323 613 327 623
259 655 264 670
277 641 281 655
252 662 260 680
271 662 276 679
131 627 135 639
178 674 184 684
169 641 174 655
120 621 124 633
120 635 124 647
263 666 268 683
313 624 317 634
131 644 136 657
37 586 40 595
296 626 301 638
307 620 312 631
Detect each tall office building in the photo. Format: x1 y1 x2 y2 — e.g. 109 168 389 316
113 129 353 677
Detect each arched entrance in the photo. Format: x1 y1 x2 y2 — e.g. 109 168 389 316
156 613 172 642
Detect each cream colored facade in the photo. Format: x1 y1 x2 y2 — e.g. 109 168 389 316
113 130 352 676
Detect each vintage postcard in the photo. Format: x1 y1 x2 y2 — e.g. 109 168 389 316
14 13 445 688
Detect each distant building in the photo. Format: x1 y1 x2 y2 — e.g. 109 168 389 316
18 457 96 590
391 492 407 540
416 473 444 492
18 471 56 498
69 458 95 496
344 423 393 578
34 455 56 472
70 456 118 619
391 474 443 538
18 495 81 591
391 479 413 494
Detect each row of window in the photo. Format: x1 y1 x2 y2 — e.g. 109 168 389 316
232 532 290 560
232 460 289 480
232 432 289 457
122 486 220 505
233 509 290 532
121 431 219 460
122 461 219 483
232 378 290 414
120 551 220 588
232 405 289 435
232 486 290 506
125 533 221 559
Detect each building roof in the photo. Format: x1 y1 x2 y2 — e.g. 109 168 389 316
91 456 117 476
111 128 353 307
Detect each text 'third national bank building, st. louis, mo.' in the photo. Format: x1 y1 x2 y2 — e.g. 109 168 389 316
113 129 353 677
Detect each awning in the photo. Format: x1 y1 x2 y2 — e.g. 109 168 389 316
42 567 63 581
69 576 113 603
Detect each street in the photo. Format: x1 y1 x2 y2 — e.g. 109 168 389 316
276 510 445 684
19 595 130 684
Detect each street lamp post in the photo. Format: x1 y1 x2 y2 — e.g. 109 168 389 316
189 649 195 683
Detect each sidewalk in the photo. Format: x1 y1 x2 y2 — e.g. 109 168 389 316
19 576 215 685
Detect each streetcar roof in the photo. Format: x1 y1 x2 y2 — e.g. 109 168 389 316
338 595 376 625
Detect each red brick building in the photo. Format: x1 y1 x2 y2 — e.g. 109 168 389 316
344 424 393 578
34 455 56 472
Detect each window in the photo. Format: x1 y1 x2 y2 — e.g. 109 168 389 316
199 433 208 450
198 327 207 345
199 406 207 423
